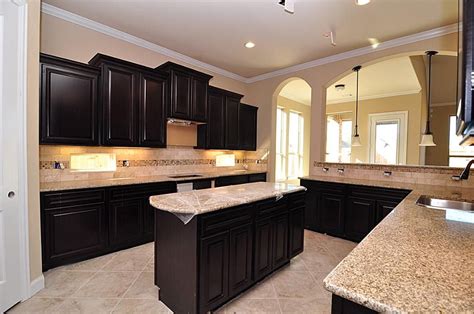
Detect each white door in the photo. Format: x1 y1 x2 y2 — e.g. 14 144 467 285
368 111 408 165
0 0 28 312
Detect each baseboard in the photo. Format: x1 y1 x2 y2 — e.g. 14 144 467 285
28 274 44 298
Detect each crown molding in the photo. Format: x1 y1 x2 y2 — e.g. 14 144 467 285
327 89 421 105
245 23 459 83
41 3 248 82
431 101 457 107
41 3 459 85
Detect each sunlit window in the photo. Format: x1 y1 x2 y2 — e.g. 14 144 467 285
449 115 474 167
326 115 352 162
288 112 304 179
374 122 399 164
276 107 287 181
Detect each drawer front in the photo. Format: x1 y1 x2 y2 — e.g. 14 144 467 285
215 175 249 187
350 185 410 202
108 182 176 201
288 191 305 209
200 204 254 236
42 189 105 209
248 173 267 183
256 198 288 219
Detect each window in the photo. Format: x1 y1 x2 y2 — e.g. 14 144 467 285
325 115 352 163
275 108 304 181
449 115 474 167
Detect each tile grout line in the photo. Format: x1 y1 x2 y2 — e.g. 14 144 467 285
108 267 145 313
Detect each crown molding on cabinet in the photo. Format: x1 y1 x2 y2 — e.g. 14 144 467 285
42 3 459 84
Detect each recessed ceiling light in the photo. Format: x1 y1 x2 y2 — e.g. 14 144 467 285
245 42 255 49
368 38 380 48
355 0 371 5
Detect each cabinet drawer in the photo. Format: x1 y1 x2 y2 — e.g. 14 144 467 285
256 198 288 219
200 204 253 236
42 189 105 209
288 191 305 209
108 182 175 201
215 175 249 187
350 185 410 202
248 173 267 183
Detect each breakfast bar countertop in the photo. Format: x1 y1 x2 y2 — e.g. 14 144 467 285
149 181 306 215
39 170 267 192
301 175 474 313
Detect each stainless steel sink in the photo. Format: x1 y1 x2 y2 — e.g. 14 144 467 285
416 195 474 212
168 174 203 179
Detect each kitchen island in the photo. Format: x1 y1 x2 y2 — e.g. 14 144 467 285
150 182 306 314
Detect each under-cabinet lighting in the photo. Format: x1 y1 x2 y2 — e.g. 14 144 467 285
216 154 236 167
70 153 116 172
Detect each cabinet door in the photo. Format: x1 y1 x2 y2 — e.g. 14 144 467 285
272 213 289 269
228 223 253 296
199 232 229 312
170 71 192 119
239 104 258 150
289 207 305 258
254 218 273 280
207 92 226 149
375 200 398 224
138 73 166 147
191 77 208 122
225 97 240 149
109 199 144 248
102 64 138 146
42 203 107 270
320 193 345 236
143 199 155 241
40 61 99 145
302 184 320 231
345 197 375 242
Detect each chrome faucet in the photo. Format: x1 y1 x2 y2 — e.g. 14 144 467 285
452 159 474 181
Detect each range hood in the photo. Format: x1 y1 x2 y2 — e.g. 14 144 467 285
167 118 206 126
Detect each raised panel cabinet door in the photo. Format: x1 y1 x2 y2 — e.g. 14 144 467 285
320 193 345 236
40 61 99 145
345 197 376 242
191 77 208 122
375 200 398 224
272 213 289 269
207 92 226 149
289 207 305 258
228 223 254 296
170 71 192 119
300 182 320 231
108 199 144 248
238 104 258 151
103 64 138 146
225 97 240 149
139 73 167 147
199 231 229 312
254 218 273 280
42 203 107 270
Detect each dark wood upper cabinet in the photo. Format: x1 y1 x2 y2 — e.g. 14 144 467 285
138 72 167 147
155 62 212 122
203 89 226 149
239 104 258 151
40 54 100 145
89 54 169 147
225 97 240 149
457 0 474 144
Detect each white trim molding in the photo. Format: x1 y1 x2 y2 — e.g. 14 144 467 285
431 101 457 107
327 89 422 105
41 3 459 84
28 275 45 297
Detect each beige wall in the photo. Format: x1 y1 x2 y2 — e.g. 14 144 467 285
276 96 311 177
27 0 42 283
326 93 423 165
426 105 456 166
244 33 458 178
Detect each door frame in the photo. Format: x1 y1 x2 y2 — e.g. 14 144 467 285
2 0 33 304
368 111 408 165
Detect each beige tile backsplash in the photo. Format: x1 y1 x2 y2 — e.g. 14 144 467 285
40 145 268 183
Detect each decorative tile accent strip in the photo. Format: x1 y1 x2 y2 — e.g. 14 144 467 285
314 161 462 174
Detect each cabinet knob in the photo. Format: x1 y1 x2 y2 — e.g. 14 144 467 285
8 191 15 198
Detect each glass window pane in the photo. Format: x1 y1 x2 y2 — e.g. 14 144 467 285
288 112 299 154
341 120 352 162
375 122 398 164
326 117 340 162
449 115 474 156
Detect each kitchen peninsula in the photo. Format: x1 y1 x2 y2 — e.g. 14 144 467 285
150 182 306 314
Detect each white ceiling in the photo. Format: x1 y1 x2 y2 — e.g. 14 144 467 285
42 0 458 78
279 80 312 106
326 56 421 104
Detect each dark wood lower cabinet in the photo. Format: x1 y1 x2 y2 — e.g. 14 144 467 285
108 199 144 249
301 179 410 242
155 192 306 314
331 294 377 314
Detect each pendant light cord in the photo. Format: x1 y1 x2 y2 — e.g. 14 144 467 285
425 51 438 134
352 65 362 136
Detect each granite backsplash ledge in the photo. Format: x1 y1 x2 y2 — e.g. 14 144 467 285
40 145 268 183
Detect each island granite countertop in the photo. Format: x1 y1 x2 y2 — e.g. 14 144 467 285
301 175 474 313
40 170 267 192
149 181 306 215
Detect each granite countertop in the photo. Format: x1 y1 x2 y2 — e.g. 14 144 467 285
40 170 267 192
302 175 474 312
149 181 306 215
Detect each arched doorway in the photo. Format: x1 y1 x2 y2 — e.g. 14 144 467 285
273 78 312 183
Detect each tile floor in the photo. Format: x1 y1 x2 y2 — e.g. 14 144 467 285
8 230 356 313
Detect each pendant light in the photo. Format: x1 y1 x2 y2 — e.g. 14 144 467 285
352 65 362 147
419 51 438 147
